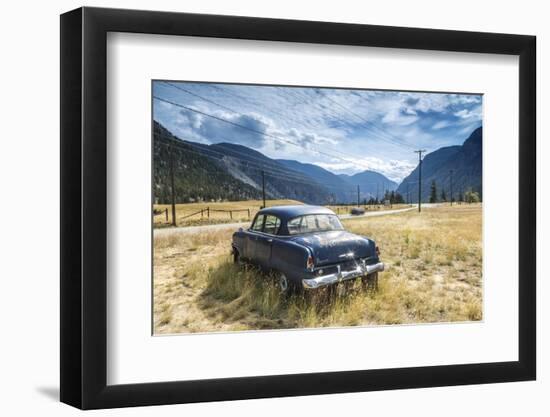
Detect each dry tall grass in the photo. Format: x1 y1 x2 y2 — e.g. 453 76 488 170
153 205 482 334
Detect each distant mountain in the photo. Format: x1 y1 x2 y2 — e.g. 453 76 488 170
153 120 401 205
396 127 482 202
277 159 353 202
276 160 398 203
340 171 398 200
196 142 332 204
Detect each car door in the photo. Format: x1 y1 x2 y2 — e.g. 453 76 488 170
255 215 281 269
245 214 265 262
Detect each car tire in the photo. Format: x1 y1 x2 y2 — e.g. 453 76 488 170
362 272 379 292
233 249 243 266
277 272 297 295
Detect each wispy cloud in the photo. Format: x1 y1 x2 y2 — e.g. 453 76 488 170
315 157 416 183
153 82 482 182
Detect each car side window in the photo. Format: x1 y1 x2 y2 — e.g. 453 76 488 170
263 215 281 235
251 214 265 232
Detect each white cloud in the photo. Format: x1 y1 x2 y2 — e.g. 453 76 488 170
381 112 418 126
432 120 451 130
315 156 416 183
454 108 481 119
154 82 482 183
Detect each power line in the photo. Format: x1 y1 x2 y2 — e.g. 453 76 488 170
156 132 360 188
313 89 418 151
154 95 374 170
205 83 308 129
161 83 366 163
287 87 417 152
181 140 314 182
157 130 396 206
162 82 238 117
158 84 413 172
158 141 319 187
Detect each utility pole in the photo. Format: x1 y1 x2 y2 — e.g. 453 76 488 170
261 170 266 209
357 185 360 207
450 169 454 206
406 182 409 205
169 141 177 226
414 150 426 212
376 183 379 204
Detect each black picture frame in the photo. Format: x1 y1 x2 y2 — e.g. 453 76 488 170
60 6 536 410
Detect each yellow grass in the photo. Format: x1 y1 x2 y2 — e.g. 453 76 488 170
153 199 302 228
153 205 482 334
327 203 413 215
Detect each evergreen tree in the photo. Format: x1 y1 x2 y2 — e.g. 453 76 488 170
394 192 405 204
429 180 437 203
441 189 447 202
465 189 480 204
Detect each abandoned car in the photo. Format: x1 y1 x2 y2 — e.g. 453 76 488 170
231 205 384 293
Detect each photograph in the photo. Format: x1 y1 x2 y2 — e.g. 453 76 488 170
152 81 483 335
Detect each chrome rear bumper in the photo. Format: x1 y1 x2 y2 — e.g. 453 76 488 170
302 262 384 289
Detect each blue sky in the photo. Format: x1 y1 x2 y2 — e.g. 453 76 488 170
153 81 482 182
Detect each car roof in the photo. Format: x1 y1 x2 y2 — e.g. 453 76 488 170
258 205 335 220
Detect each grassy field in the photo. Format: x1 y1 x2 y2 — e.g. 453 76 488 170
153 204 482 334
327 203 413 215
153 199 302 228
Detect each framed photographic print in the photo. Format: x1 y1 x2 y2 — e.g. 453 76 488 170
60 7 536 409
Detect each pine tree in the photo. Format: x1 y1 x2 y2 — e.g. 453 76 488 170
429 180 437 203
465 189 480 204
441 189 447 202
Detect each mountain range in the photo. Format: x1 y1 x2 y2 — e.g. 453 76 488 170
153 121 396 205
154 121 481 205
395 127 482 202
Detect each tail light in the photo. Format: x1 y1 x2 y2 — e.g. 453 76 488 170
375 246 380 256
306 255 315 271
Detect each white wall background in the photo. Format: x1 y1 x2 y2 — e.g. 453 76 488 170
0 0 545 415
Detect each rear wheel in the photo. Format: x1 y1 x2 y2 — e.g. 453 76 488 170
233 249 244 266
278 273 289 293
277 272 298 295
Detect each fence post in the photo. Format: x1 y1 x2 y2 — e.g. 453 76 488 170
248 209 250 220
207 207 210 218
230 210 233 220
165 208 168 222
201 209 203 219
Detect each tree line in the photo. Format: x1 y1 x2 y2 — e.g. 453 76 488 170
429 180 481 204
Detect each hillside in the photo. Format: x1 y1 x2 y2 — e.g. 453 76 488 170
189 142 333 204
153 122 263 203
154 120 401 205
396 127 482 202
277 159 353 202
277 160 398 202
340 171 398 199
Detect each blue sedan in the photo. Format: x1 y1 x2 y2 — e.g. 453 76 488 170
231 205 384 293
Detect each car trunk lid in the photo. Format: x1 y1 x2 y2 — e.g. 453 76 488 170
289 230 373 266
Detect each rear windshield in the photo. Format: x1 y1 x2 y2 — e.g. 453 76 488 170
287 214 344 235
